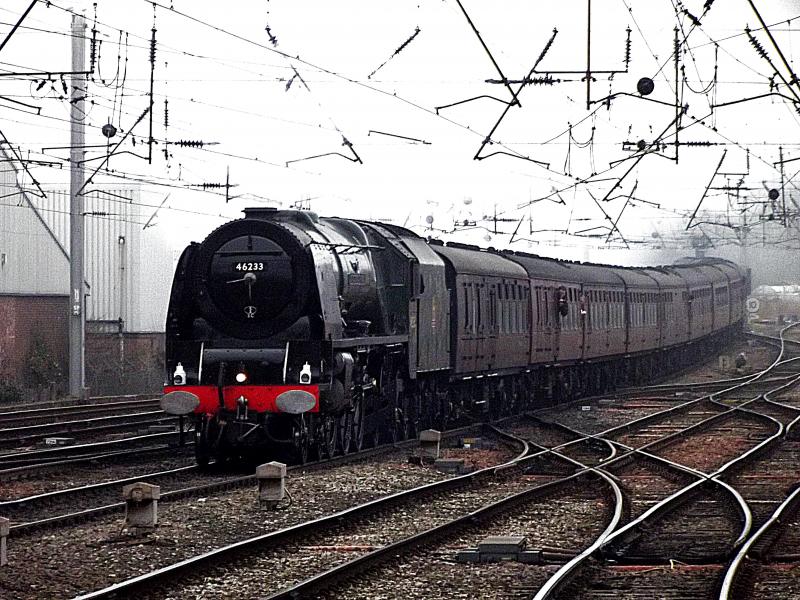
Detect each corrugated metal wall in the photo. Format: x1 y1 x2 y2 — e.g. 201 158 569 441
0 146 172 332
0 153 70 295
44 188 172 332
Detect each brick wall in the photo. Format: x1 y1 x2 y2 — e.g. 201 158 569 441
0 295 164 397
0 295 69 390
85 332 165 395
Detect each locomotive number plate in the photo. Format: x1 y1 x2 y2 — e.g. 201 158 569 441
233 262 264 272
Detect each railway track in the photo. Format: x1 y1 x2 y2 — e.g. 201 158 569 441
529 324 800 600
0 427 517 599
70 426 593 600
0 410 178 449
0 428 478 535
0 431 185 468
0 444 194 485
0 397 161 428
0 333 791 599
182 330 798 600
51 333 788 599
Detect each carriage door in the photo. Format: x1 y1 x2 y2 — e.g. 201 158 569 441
473 280 486 371
485 282 498 369
685 290 692 339
550 285 560 361
582 288 590 358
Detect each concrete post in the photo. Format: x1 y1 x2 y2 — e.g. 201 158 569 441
68 12 87 398
122 482 160 528
0 517 8 566
256 461 286 507
419 429 441 461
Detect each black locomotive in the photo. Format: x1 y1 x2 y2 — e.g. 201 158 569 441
162 208 749 465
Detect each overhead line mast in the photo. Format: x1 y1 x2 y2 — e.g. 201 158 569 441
69 11 87 398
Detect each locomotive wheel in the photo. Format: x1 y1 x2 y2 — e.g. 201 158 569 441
194 419 212 470
497 387 512 418
195 438 211 470
421 385 436 431
293 415 310 465
319 415 337 459
384 371 408 443
371 421 381 448
410 394 421 439
351 397 365 452
338 410 353 454
488 392 498 421
391 395 410 443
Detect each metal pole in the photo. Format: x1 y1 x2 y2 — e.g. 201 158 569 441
585 0 591 110
674 27 680 163
69 13 86 399
780 146 786 226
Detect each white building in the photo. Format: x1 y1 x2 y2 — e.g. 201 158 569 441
0 144 172 395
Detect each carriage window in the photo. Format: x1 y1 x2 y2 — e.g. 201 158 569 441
544 289 550 327
464 284 470 330
488 287 494 331
522 287 528 330
476 286 482 330
497 287 504 334
535 288 541 327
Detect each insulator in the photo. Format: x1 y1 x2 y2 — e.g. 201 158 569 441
164 98 169 128
188 182 224 189
394 26 421 56
624 27 632 68
746 27 770 61
175 140 206 148
535 28 558 68
674 28 680 58
265 25 278 47
89 28 98 72
150 28 157 64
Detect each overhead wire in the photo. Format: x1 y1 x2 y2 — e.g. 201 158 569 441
2 1 798 241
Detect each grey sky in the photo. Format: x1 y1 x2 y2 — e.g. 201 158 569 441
2 0 800 261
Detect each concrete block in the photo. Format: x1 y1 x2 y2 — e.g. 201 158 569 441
147 424 177 433
456 535 535 564
43 437 75 446
434 458 473 475
256 461 286 507
122 482 160 528
478 536 527 554
0 517 8 567
419 429 441 460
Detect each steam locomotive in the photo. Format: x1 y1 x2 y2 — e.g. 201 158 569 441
162 208 749 465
